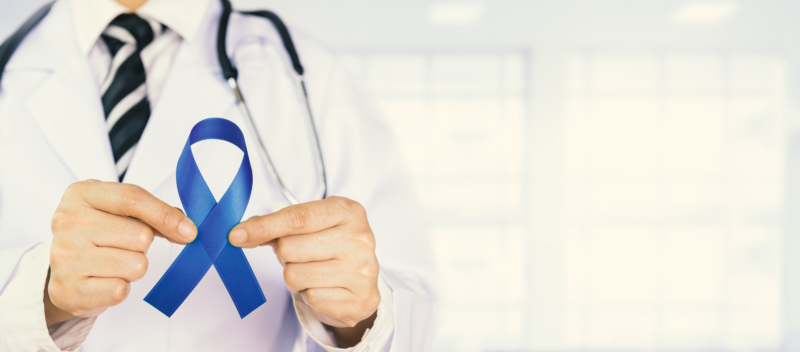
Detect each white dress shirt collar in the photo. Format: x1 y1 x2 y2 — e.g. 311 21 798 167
69 0 212 55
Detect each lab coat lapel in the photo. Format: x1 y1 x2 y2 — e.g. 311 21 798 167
21 1 117 183
122 37 234 192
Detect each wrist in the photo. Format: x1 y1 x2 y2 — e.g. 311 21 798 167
43 268 72 327
328 311 377 348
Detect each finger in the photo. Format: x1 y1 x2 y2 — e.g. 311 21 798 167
300 287 366 328
274 230 348 263
79 277 130 310
300 287 354 311
79 210 155 252
283 260 354 294
54 277 130 316
71 180 196 243
77 247 148 282
230 196 363 246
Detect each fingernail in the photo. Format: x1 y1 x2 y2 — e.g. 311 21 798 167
229 228 246 246
178 220 196 242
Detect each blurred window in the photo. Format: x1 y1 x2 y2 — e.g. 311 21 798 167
342 51 784 351
342 52 530 351
564 53 785 351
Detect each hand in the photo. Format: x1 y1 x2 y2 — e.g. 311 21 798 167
45 180 196 327
228 196 380 347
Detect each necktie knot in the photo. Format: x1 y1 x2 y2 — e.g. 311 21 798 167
102 13 162 52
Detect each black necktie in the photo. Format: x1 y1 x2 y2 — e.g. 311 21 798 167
100 14 163 181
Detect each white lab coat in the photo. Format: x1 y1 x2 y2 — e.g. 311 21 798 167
0 0 437 350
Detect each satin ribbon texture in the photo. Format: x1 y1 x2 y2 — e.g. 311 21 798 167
144 118 266 318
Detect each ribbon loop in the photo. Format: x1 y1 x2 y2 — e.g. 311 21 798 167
145 118 266 318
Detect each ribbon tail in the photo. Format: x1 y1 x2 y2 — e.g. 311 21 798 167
215 243 266 318
144 242 214 317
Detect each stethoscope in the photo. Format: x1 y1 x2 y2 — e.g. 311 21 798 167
0 0 327 206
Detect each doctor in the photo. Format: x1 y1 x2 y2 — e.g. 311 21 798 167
0 0 436 351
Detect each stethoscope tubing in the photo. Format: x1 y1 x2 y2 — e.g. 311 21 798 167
218 0 328 206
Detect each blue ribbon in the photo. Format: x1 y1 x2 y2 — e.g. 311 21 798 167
144 118 266 318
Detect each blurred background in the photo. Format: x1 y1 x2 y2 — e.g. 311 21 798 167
4 0 800 351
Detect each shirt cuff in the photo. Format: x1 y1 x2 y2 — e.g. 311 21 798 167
293 273 395 351
0 241 95 351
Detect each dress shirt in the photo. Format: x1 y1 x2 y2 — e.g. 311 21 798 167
76 0 209 107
